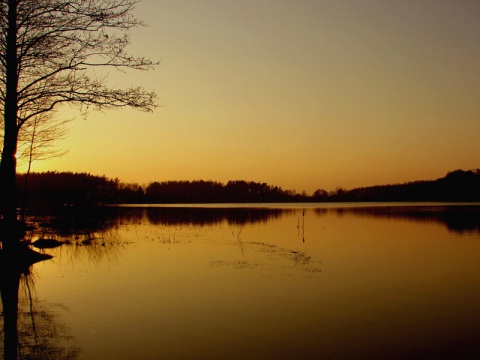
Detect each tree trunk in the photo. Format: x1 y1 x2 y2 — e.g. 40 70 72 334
0 148 18 224
0 0 19 243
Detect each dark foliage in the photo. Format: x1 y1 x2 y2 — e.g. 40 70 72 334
17 172 300 206
145 180 292 203
313 169 480 202
15 169 480 208
17 171 119 208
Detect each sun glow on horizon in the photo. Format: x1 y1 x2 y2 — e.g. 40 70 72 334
26 0 480 194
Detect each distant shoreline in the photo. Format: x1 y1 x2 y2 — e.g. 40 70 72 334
17 169 480 207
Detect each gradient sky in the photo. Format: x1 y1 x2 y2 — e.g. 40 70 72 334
24 0 480 194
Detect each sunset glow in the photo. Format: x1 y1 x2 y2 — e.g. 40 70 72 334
24 0 480 194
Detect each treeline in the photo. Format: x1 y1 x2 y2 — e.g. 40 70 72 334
18 172 120 207
144 180 292 203
17 172 298 207
312 169 480 202
16 169 480 207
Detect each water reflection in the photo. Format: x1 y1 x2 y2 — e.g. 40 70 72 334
6 204 480 359
133 204 480 233
0 241 78 359
315 204 480 233
14 286 80 359
144 206 287 226
0 214 123 359
26 203 480 233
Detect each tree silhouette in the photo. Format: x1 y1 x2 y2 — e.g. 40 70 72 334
16 111 70 219
0 0 157 241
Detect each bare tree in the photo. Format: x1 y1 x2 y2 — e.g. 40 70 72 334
0 0 158 234
17 111 71 219
17 112 69 167
1 109 70 171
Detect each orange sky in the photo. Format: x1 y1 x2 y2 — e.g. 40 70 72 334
22 0 480 194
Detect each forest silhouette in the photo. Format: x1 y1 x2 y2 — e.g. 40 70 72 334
16 168 480 208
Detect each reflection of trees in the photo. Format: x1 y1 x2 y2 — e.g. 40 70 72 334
0 239 79 360
15 288 80 359
25 207 120 238
314 205 480 233
28 204 480 234
25 206 295 232
145 207 289 226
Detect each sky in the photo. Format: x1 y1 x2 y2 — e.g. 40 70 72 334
25 0 480 194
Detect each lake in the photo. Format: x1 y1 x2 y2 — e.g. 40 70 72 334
3 203 480 359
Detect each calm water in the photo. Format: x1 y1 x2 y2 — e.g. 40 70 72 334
3 203 480 359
